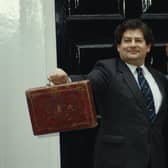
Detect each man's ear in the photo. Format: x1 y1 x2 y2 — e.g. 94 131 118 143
147 44 152 53
117 45 120 52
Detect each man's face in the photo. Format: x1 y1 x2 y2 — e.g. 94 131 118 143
117 29 151 66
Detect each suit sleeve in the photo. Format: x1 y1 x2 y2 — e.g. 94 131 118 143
162 76 168 160
70 60 112 95
87 61 112 95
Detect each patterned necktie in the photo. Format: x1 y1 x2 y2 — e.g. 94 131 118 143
136 67 156 122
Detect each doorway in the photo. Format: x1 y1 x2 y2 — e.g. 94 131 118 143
55 1 168 168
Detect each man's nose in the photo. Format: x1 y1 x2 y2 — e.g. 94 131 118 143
130 40 136 46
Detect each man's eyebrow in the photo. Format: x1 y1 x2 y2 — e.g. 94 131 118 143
123 36 144 39
123 36 131 39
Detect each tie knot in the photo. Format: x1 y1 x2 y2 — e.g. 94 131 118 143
136 67 143 74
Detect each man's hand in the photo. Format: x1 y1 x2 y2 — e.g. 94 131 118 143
48 68 69 85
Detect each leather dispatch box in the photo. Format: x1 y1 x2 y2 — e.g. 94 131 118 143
25 80 98 135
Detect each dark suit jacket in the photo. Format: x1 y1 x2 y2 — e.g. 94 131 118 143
75 57 168 168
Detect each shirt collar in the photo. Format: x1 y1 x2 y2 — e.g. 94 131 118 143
125 63 145 75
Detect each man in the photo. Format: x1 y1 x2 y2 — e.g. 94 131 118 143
48 19 168 168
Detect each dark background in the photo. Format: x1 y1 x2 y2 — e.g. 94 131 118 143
55 0 168 168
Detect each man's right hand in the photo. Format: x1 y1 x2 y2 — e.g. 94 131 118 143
48 68 69 85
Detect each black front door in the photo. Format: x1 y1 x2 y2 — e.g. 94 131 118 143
55 1 168 168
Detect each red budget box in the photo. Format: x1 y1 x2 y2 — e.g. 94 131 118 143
25 80 98 135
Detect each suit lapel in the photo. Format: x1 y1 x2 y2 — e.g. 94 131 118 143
117 59 167 121
117 59 148 113
147 67 166 115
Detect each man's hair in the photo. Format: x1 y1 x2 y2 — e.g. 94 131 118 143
114 19 154 46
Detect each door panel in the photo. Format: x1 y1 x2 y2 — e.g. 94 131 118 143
55 1 168 168
66 0 121 15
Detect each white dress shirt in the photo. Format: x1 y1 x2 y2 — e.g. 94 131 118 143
126 63 162 114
